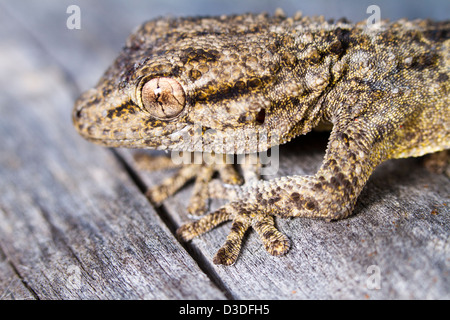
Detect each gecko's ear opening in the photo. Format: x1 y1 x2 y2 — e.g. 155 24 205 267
256 108 266 125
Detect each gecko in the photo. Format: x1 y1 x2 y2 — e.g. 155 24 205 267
73 11 449 265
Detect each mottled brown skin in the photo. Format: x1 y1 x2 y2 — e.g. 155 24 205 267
73 12 450 265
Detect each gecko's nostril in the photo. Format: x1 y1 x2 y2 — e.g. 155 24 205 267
75 108 83 119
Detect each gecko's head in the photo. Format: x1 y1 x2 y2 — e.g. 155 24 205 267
73 14 333 153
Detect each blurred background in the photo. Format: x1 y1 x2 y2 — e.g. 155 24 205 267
1 0 448 93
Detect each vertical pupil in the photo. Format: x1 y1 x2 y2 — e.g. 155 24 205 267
154 87 162 98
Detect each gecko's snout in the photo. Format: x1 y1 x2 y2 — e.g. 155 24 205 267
72 88 106 142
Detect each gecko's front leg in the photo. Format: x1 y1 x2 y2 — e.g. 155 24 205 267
134 152 244 215
177 119 387 265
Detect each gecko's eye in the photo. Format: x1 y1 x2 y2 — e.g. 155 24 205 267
141 77 186 120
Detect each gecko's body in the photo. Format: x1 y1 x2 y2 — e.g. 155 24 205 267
73 12 449 265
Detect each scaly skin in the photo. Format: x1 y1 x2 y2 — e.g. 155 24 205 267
73 12 449 265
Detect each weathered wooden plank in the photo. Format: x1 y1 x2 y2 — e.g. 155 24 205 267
3 0 448 300
0 5 225 300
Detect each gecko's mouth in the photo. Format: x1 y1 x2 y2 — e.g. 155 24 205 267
89 138 178 151
74 119 278 154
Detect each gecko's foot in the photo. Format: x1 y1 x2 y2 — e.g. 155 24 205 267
177 201 290 265
134 153 243 215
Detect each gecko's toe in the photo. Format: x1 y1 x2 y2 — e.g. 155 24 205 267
253 215 290 256
145 186 167 205
213 246 240 266
176 208 232 241
264 236 290 256
213 218 250 265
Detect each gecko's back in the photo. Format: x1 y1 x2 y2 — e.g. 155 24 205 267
320 19 450 160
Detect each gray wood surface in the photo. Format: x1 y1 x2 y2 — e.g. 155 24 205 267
0 0 448 300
